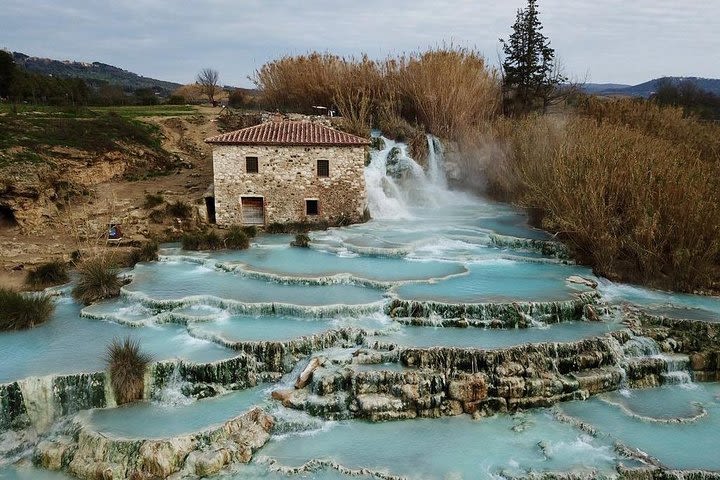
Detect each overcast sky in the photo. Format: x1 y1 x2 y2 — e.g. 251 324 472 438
3 0 719 87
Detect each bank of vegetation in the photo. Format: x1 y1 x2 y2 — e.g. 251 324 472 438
250 1 720 293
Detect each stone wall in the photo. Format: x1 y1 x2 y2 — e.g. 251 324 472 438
212 144 367 226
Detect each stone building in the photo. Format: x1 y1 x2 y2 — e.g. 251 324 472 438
205 121 369 227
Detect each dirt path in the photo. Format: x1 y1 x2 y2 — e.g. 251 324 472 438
0 106 223 289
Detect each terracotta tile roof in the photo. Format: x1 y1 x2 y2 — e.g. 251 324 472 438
205 121 370 146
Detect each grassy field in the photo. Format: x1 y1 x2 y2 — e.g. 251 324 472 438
0 105 176 170
0 104 198 119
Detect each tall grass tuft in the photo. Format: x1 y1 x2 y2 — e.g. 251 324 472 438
25 260 69 289
0 288 55 331
105 337 152 405
72 257 122 305
224 226 250 250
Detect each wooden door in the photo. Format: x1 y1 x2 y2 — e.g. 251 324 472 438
241 197 264 225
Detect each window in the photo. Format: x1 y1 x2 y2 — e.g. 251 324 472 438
246 156 259 173
305 199 319 216
241 197 264 224
317 159 329 177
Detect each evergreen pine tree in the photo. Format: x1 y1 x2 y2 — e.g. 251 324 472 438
500 0 566 114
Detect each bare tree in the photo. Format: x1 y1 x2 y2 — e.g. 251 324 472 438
196 68 220 104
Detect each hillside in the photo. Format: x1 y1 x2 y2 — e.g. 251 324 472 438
584 77 720 97
11 52 181 94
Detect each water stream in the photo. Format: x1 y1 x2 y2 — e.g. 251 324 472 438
1 134 719 479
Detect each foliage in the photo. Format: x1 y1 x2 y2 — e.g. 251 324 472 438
181 230 225 250
242 225 258 238
487 109 720 292
499 0 566 114
72 257 122 305
165 200 193 219
196 68 220 103
224 226 250 249
127 242 159 265
652 78 720 121
26 260 69 289
0 50 14 98
0 288 55 331
143 193 164 209
105 337 152 405
253 47 500 141
290 234 310 248
149 209 167 224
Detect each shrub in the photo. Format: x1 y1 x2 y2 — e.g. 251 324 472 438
182 230 225 250
72 257 122 305
143 193 164 209
204 230 223 250
224 226 250 249
290 234 310 248
149 209 166 224
166 200 193 219
242 225 257 238
0 288 55 331
253 47 500 141
26 260 69 289
489 114 720 292
127 242 159 265
105 337 152 405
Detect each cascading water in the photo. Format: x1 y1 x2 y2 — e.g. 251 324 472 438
364 134 463 220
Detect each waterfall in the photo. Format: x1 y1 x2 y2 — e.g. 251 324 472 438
364 134 462 220
152 364 194 407
619 336 693 386
660 354 693 385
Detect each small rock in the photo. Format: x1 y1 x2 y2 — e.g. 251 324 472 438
566 275 598 288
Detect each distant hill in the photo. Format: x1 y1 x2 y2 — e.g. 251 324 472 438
583 77 720 97
11 52 182 95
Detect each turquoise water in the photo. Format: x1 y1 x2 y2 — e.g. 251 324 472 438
3 138 720 478
189 314 339 342
203 246 468 283
85 386 268 439
561 383 720 470
0 296 232 384
256 412 617 479
395 260 591 303
124 261 385 307
598 280 720 322
0 464 72 479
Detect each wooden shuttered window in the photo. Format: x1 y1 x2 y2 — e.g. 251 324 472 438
241 197 264 224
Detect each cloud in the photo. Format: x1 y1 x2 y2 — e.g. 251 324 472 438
3 0 718 86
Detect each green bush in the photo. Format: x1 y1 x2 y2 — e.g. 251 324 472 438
242 225 258 238
205 230 223 250
290 234 310 248
105 337 152 405
166 200 193 219
127 242 159 265
26 260 69 289
0 288 55 331
181 230 225 250
143 193 164 209
224 226 250 249
72 257 122 305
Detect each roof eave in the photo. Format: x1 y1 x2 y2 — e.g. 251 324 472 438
205 141 370 147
